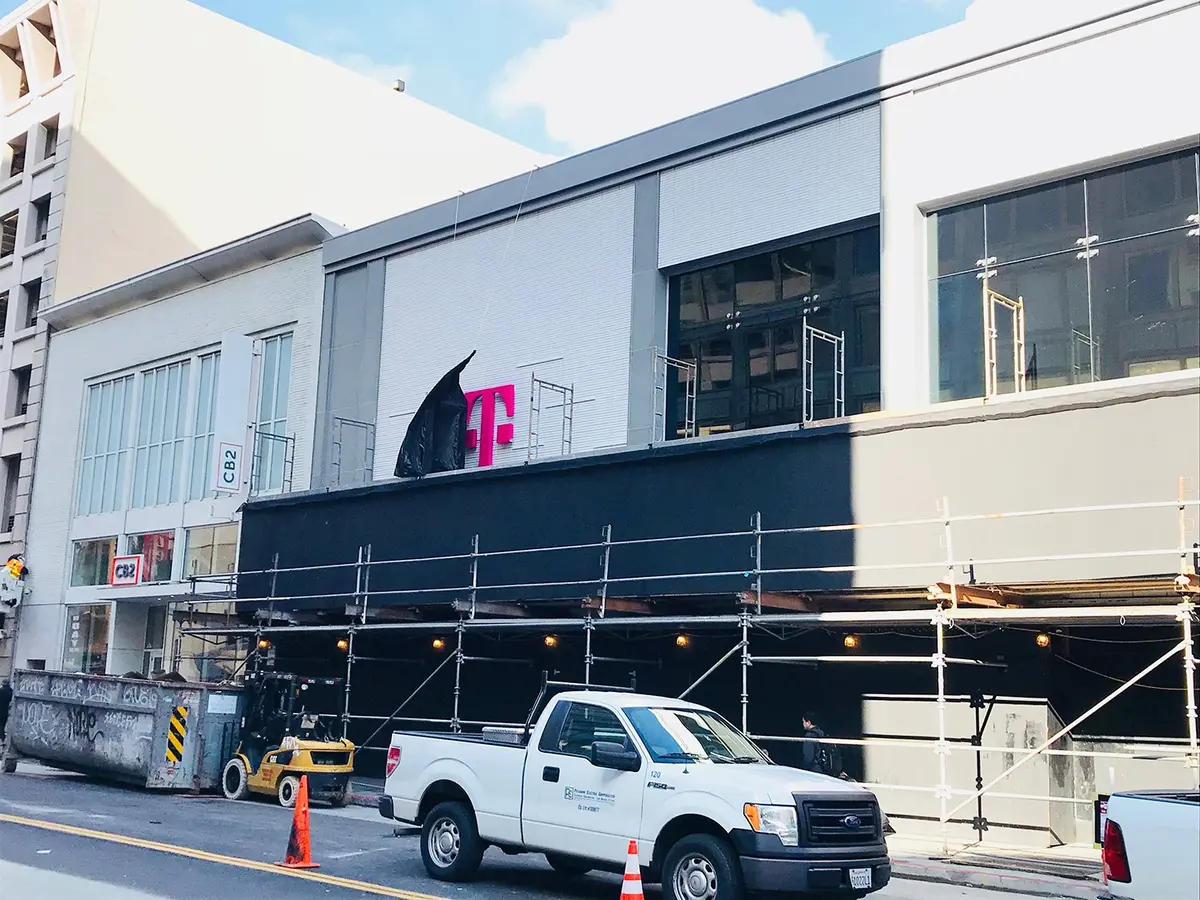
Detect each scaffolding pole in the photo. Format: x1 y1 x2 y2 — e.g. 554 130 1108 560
1181 600 1199 786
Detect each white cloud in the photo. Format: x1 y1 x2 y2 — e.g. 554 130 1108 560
491 0 835 153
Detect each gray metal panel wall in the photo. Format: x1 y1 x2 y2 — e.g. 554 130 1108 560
658 106 882 268
374 185 636 475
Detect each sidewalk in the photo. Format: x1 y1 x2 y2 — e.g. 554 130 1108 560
888 835 1103 899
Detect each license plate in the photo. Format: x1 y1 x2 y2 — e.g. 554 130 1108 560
849 868 873 890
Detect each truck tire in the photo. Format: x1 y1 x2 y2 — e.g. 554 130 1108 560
221 757 250 801
277 775 301 809
545 853 592 876
420 800 485 882
663 833 744 900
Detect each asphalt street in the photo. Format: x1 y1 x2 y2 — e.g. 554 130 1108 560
0 766 1069 900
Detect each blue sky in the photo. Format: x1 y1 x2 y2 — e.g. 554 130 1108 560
8 0 975 154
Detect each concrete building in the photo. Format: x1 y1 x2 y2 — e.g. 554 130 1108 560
20 215 335 680
0 0 549 673
12 0 1200 848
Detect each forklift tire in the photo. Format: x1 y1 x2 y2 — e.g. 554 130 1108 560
330 790 351 809
277 775 301 809
2 757 16 775
222 757 250 801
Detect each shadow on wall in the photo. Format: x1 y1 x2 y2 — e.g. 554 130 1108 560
51 131 203 306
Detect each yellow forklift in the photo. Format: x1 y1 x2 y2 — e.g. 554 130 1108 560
221 672 356 808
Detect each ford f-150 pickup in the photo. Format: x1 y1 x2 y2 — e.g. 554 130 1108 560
1100 790 1200 900
379 680 891 898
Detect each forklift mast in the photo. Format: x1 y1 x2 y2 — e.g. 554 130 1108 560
241 672 344 746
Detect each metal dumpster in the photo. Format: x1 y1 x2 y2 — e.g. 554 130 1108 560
1 669 244 790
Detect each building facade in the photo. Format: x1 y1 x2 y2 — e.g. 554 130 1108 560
17 216 334 677
236 0 1199 848
9 0 1200 848
0 0 549 673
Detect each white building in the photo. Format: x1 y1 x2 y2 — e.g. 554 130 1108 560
19 215 334 676
0 0 549 673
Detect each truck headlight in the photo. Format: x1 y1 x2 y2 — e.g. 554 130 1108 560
743 803 799 847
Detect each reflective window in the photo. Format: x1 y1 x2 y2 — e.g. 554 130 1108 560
131 360 191 509
71 538 116 587
549 702 631 757
252 333 293 493
188 352 220 501
930 149 1200 401
184 523 239 578
76 376 134 516
63 604 110 674
668 222 881 437
128 531 175 583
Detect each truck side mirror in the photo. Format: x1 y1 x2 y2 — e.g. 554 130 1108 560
589 740 640 772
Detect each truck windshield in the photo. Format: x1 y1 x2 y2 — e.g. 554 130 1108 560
624 707 769 765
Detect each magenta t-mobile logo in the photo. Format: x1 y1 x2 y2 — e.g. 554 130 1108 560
464 384 516 467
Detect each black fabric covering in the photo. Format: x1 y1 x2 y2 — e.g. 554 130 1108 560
394 352 475 478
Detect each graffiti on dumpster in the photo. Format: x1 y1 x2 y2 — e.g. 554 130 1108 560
17 700 150 753
120 683 156 710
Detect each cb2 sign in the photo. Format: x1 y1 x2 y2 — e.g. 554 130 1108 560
214 442 243 493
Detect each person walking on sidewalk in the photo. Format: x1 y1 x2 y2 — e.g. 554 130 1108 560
0 678 13 743
800 711 844 779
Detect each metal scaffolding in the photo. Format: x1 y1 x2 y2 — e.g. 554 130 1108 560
527 373 574 462
172 486 1200 851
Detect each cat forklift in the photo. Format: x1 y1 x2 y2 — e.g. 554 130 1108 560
221 671 356 808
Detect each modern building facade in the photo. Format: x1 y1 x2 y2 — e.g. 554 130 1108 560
17 215 335 680
11 0 1200 848
0 0 549 673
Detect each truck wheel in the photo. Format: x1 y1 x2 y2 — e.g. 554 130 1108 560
545 853 592 876
663 834 744 900
277 775 301 809
221 758 249 801
420 801 485 882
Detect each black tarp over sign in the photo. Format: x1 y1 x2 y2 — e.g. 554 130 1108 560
394 352 475 478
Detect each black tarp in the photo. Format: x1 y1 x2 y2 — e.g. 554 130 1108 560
394 352 475 478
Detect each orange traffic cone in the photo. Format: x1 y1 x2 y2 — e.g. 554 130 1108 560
620 839 644 899
276 775 320 869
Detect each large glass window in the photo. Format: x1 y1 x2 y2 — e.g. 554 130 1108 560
128 531 175 583
253 333 293 492
76 376 134 516
668 223 881 436
131 360 191 508
930 149 1200 401
184 523 239 578
71 537 117 587
188 352 220 501
63 604 111 674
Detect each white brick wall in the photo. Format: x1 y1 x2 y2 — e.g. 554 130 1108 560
18 249 323 667
375 185 636 477
658 107 882 268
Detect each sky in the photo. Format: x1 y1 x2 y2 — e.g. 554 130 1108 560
7 0 980 155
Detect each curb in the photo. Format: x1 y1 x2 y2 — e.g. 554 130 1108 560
893 858 1102 899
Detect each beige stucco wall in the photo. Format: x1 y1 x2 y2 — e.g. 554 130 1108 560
52 0 549 305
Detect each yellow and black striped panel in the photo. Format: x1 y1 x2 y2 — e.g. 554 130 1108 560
165 706 189 763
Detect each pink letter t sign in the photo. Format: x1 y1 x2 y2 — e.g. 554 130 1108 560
465 384 516 467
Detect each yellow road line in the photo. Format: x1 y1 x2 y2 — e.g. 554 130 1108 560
0 813 446 900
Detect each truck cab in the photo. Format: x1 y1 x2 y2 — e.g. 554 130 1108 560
381 685 890 898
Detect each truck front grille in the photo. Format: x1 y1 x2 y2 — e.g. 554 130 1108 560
801 798 880 845
310 752 351 766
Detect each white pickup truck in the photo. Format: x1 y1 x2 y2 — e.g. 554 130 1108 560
379 682 891 899
1100 790 1200 900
